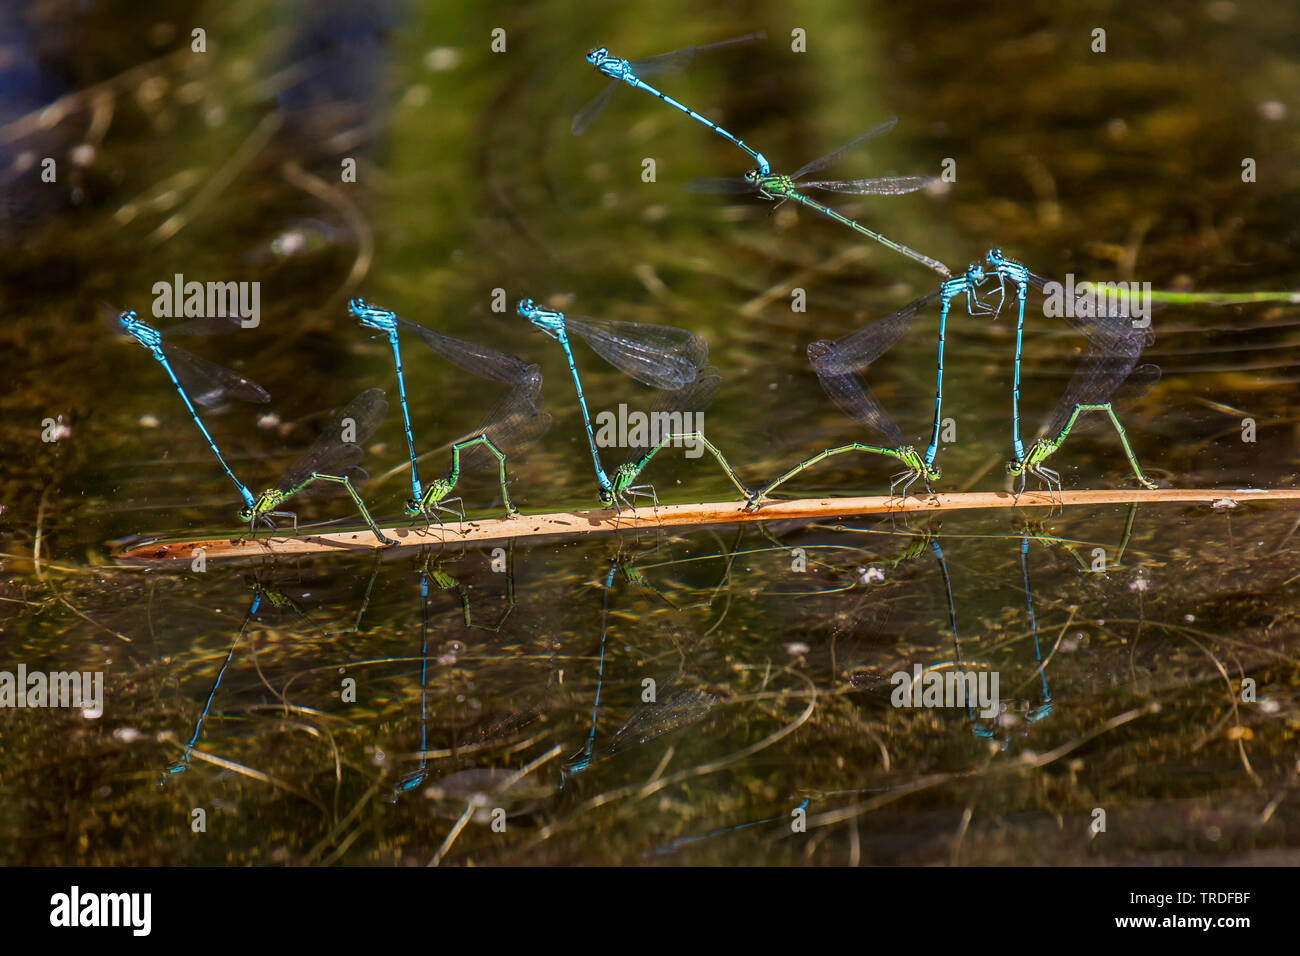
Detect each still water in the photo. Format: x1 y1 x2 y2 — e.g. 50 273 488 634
1 0 1298 864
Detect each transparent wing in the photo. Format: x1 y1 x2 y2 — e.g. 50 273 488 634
1116 363 1161 404
394 315 536 386
791 118 899 181
795 175 935 196
1042 319 1150 437
607 686 718 754
571 79 617 136
1024 270 1053 293
622 366 721 465
810 289 941 373
159 342 270 406
1048 363 1162 442
628 31 765 77
461 372 553 472
1025 270 1163 341
626 47 700 77
806 356 906 448
566 315 707 390
273 388 387 492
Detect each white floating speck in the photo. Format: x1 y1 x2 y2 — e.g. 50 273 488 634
424 47 462 72
858 567 885 585
1258 101 1286 121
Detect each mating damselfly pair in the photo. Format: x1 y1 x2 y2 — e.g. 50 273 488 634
742 250 1160 510
569 33 1161 507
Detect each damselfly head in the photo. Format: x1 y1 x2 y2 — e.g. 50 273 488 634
347 297 367 315
405 499 421 516
516 297 536 315
118 309 138 325
586 47 608 65
598 487 614 505
743 169 761 184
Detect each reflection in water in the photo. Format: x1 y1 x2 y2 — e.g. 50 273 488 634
391 545 518 801
160 583 264 782
933 535 1053 749
655 797 810 858
1017 534 1053 727
560 559 616 783
160 573 315 782
3 504 1296 865
389 563 434 799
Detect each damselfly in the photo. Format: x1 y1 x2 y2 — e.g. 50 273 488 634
745 327 940 510
348 297 539 510
116 310 268 510
517 297 718 508
1007 304 1160 499
687 117 949 277
606 366 752 510
409 371 551 525
242 388 395 544
574 33 769 173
